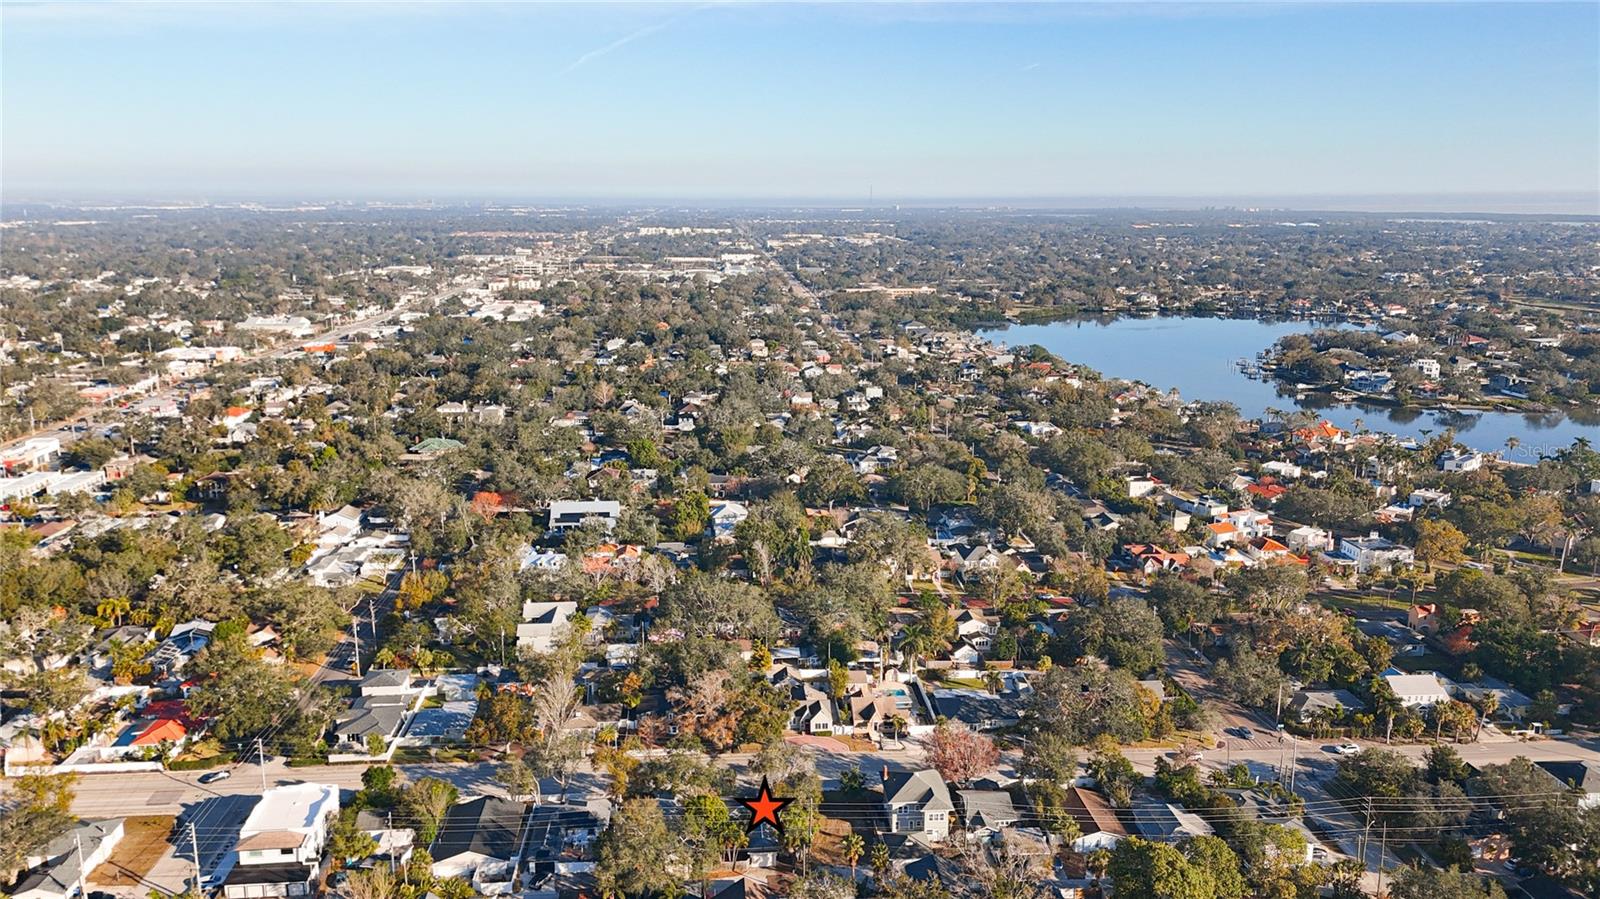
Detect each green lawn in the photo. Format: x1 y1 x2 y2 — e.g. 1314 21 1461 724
1391 652 1451 674
1316 592 1416 612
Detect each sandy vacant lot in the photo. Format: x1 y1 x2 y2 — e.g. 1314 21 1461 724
90 815 174 889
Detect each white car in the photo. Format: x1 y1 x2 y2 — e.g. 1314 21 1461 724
1334 742 1362 756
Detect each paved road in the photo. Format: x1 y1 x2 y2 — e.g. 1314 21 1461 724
61 722 1600 896
67 722 1600 820
67 739 931 817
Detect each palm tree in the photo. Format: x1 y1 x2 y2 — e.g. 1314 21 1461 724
883 714 909 746
842 831 865 881
96 596 131 627
1086 848 1112 882
108 639 151 684
983 669 1004 694
39 717 69 752
1473 694 1499 741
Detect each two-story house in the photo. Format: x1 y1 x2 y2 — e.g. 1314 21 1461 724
882 769 954 842
952 609 997 652
1338 533 1415 573
222 783 340 899
431 797 530 895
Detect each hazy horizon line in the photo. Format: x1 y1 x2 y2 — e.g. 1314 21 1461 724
4 189 1599 217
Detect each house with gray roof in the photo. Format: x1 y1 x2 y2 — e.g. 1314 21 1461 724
882 769 954 841
929 688 1022 732
402 700 477 745
1131 800 1214 840
359 668 413 697
955 790 1018 838
333 696 407 747
1132 796 1216 838
1534 760 1600 809
1287 689 1367 723
9 819 124 899
430 797 528 894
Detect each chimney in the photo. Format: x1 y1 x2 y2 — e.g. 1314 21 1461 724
882 764 891 784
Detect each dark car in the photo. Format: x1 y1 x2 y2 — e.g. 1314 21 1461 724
198 769 232 784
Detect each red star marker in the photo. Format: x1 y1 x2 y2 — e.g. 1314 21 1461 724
737 776 794 833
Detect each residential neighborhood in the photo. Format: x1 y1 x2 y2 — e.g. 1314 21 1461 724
2 200 1599 899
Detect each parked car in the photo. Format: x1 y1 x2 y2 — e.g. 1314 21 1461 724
1333 742 1361 756
199 769 232 784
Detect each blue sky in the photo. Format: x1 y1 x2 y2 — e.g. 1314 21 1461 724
3 2 1596 209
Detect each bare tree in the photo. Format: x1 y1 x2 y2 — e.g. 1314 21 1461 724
925 720 999 787
954 836 1054 899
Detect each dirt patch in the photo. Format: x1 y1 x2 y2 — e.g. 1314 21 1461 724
809 815 859 867
90 815 174 888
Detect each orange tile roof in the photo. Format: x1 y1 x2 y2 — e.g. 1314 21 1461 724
133 717 188 746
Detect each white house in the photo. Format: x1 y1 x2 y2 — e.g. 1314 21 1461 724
517 601 578 654
1013 420 1062 439
519 548 569 572
430 797 528 895
1261 461 1303 480
1384 673 1451 709
222 783 339 899
1411 358 1442 379
547 500 621 532
359 668 414 698
1438 450 1486 472
708 501 749 541
0 437 61 473
1408 488 1452 509
1338 533 1415 573
1284 525 1333 553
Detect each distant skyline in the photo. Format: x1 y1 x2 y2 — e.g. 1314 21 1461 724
3 2 1597 213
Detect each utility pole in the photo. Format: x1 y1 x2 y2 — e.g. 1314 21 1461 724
350 617 361 675
1275 681 1285 723
1358 798 1373 868
1288 734 1299 793
188 821 202 892
74 832 88 899
1375 822 1390 895
256 736 269 793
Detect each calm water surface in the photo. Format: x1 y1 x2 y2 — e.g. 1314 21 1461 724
978 317 1600 456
